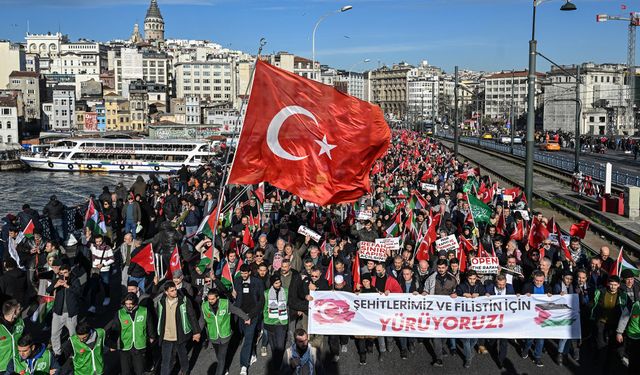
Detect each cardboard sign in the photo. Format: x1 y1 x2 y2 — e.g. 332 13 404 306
356 210 373 221
502 194 513 202
515 210 530 221
471 257 500 274
421 183 438 191
263 202 275 214
435 234 459 254
359 241 388 262
548 233 571 247
375 237 400 252
297 225 321 243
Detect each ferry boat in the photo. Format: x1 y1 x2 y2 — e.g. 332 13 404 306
21 138 218 173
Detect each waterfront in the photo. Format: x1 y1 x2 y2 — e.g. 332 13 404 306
0 170 139 216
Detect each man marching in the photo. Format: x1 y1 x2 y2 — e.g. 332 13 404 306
199 289 250 375
0 300 25 373
62 321 107 375
6 334 59 375
106 293 156 375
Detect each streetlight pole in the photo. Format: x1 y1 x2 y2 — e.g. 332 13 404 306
525 0 576 208
510 70 516 153
454 65 459 157
312 5 352 81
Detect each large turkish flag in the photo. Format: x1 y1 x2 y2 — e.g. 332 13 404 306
228 60 390 205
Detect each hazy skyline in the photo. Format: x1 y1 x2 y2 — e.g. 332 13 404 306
0 0 637 73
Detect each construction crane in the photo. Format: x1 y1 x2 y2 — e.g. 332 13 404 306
596 11 640 134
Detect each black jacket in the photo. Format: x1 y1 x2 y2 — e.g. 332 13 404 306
0 268 34 307
43 199 65 220
156 294 199 344
233 276 265 319
46 273 83 317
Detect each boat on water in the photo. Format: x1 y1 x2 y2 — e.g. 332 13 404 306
21 138 218 173
0 144 26 171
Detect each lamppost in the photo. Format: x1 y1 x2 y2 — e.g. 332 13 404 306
312 5 352 81
525 0 576 208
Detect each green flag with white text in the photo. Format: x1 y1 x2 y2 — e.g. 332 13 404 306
468 193 491 224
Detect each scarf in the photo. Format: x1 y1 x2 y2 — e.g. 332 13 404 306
290 343 313 375
267 286 288 321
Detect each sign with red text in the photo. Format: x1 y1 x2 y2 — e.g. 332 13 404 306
375 237 400 252
435 235 459 254
358 241 388 262
471 257 500 274
297 225 321 243
308 291 581 339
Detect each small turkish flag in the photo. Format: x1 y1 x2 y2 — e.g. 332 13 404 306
166 245 181 279
130 243 155 274
228 60 391 206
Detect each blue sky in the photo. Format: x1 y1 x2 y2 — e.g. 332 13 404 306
0 0 636 74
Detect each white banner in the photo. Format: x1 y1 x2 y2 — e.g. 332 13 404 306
421 183 438 191
357 210 373 221
435 234 459 254
308 291 581 339
515 210 530 221
297 225 321 243
375 237 400 252
548 233 570 247
359 241 387 262
471 257 500 274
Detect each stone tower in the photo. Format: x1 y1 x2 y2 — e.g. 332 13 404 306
144 0 164 43
130 24 143 44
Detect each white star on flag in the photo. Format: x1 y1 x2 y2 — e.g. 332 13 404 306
315 135 337 160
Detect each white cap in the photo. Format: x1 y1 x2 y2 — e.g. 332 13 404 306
334 275 344 284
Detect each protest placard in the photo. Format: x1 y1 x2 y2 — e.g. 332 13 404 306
263 202 274 214
435 234 459 254
356 210 373 221
515 210 530 221
297 225 321 243
375 237 400 252
548 233 571 247
421 183 438 191
471 257 500 274
359 241 388 262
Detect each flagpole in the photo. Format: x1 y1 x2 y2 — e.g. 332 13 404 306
210 37 267 257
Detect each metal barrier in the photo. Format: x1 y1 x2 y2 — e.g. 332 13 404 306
439 134 640 187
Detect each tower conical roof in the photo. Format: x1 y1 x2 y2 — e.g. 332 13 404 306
145 0 163 20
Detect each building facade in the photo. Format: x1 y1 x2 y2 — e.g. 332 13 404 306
51 86 75 130
0 41 26 89
0 95 19 144
174 61 235 102
543 62 630 135
113 48 169 97
483 70 543 119
6 71 42 123
129 80 149 131
50 41 108 76
369 63 413 119
144 0 165 43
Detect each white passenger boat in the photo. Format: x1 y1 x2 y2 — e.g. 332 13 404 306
21 138 217 173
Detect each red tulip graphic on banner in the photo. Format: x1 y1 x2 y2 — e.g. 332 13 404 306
312 299 356 324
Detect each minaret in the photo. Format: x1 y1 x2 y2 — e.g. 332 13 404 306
130 23 143 44
144 0 164 43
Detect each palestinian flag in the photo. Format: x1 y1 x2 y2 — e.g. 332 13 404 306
221 256 244 290
196 208 219 239
613 247 640 277
468 194 491 224
383 198 396 213
223 209 234 228
408 191 427 210
85 199 106 235
35 295 55 323
16 219 35 244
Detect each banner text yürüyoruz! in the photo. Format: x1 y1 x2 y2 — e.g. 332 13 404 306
308 291 581 339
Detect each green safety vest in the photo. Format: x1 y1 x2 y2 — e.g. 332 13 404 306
202 299 232 341
12 348 52 375
0 318 24 371
263 288 288 326
625 301 640 340
157 299 192 336
118 306 148 350
70 328 105 375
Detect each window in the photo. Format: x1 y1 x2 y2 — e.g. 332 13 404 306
0 136 3 143
599 117 606 123
6 121 11 129
6 136 10 143
589 116 595 122
2 108 10 115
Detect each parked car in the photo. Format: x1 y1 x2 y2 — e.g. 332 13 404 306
539 142 561 151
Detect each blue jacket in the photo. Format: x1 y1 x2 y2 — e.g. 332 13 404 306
485 283 516 295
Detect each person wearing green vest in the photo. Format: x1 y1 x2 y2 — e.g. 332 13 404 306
6 334 59 375
61 321 106 375
590 275 629 372
198 289 249 375
617 298 640 373
263 275 289 372
0 299 24 373
156 281 200 375
105 293 156 375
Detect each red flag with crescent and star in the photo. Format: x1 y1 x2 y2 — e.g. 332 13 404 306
228 60 391 206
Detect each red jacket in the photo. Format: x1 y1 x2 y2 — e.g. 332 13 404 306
371 275 402 293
